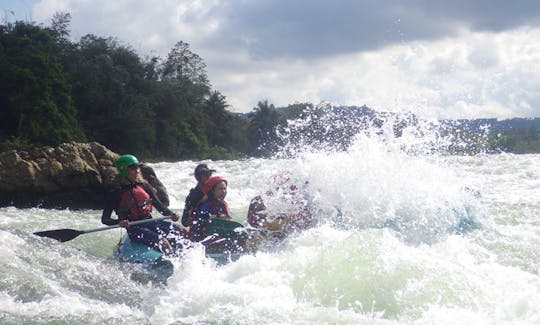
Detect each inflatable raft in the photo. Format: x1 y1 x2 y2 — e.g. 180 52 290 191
115 218 249 283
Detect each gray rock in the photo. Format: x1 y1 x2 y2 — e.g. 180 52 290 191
0 142 170 209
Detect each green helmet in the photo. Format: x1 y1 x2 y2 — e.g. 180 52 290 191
115 154 139 177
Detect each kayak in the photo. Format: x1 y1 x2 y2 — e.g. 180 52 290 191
114 231 245 264
115 218 249 282
33 216 250 284
115 233 166 264
115 234 175 284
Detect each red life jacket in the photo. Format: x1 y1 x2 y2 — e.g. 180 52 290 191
118 184 153 221
208 200 229 219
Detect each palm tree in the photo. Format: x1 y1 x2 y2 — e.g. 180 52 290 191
248 100 280 156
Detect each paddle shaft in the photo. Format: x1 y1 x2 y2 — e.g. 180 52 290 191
34 215 175 242
82 216 171 234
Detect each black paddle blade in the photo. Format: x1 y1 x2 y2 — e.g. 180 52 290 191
33 229 84 242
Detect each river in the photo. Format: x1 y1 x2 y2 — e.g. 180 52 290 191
1 129 539 324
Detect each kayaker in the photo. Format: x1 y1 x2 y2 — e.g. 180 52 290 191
247 173 314 233
188 175 231 242
181 163 215 227
101 154 184 253
247 195 288 231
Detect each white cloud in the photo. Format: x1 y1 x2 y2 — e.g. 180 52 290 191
221 27 540 119
26 0 540 118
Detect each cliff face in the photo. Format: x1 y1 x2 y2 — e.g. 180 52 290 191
0 142 169 209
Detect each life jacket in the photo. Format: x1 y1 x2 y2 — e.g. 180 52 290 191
188 199 230 241
118 183 153 221
197 200 229 221
207 200 229 219
189 197 228 224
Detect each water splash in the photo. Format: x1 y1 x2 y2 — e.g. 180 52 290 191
260 106 485 244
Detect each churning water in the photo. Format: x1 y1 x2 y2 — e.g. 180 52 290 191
1 118 539 324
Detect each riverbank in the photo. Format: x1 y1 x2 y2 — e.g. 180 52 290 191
0 142 169 209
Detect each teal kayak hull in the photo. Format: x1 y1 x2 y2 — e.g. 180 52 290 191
115 234 164 264
114 234 174 284
115 233 244 265
115 218 249 269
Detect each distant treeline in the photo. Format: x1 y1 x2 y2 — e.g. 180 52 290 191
1 13 539 159
442 118 540 154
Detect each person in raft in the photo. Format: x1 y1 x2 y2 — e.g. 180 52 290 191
101 154 184 253
187 175 254 253
247 173 314 234
188 175 231 242
181 163 216 227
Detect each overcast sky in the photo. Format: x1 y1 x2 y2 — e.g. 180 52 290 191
2 0 540 119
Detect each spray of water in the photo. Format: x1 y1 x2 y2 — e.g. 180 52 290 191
261 105 485 244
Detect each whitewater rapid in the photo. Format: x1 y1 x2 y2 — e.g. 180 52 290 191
1 134 539 324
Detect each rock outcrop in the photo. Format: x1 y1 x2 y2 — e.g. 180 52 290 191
0 142 169 209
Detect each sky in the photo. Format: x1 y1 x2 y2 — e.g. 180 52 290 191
2 0 540 119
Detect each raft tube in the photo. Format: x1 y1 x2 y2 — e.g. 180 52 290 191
115 234 174 284
115 234 244 264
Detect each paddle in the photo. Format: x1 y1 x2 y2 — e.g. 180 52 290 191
33 216 172 242
201 218 249 254
204 218 246 238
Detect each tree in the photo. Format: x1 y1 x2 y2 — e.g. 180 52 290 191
0 17 264 158
225 114 250 156
50 12 71 42
149 41 215 159
151 81 209 158
66 34 156 154
0 21 84 149
161 41 209 87
203 90 230 147
248 100 281 156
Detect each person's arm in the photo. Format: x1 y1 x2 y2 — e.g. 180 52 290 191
101 188 120 226
181 188 195 225
143 183 179 222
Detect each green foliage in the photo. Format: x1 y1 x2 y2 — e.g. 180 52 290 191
162 41 210 88
0 20 84 148
203 91 229 146
248 100 283 156
226 115 251 155
65 34 154 154
488 124 540 154
0 136 33 152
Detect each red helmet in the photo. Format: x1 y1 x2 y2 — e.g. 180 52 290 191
203 176 227 194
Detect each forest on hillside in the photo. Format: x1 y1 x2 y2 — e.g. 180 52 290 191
1 13 539 159
0 13 265 160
